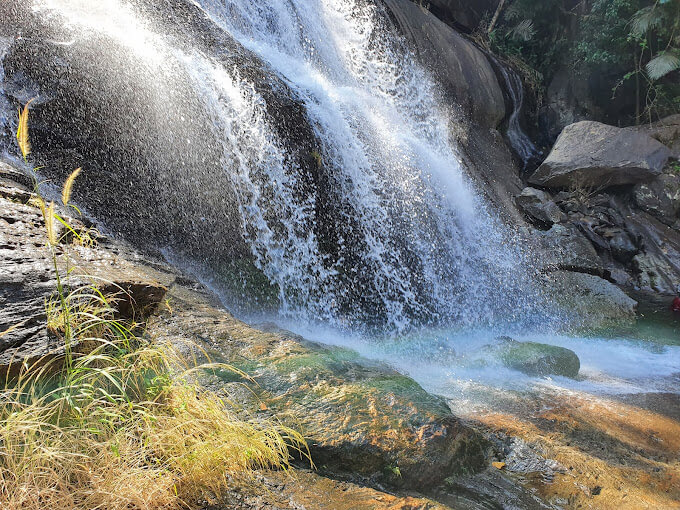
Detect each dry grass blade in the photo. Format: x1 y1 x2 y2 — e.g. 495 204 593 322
16 99 35 161
44 201 57 246
61 168 81 207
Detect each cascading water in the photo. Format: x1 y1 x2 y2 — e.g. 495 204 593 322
2 0 679 399
20 0 555 334
188 0 554 332
490 55 541 171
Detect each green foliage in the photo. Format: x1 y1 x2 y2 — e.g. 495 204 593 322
487 0 569 80
485 0 679 124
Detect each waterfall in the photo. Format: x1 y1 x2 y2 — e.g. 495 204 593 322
22 0 553 333
491 56 541 170
0 37 12 149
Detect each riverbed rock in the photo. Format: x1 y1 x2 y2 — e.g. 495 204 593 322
515 187 566 229
529 121 671 189
494 339 580 378
149 285 488 490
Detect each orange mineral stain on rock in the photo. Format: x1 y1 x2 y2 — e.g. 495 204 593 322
459 391 680 509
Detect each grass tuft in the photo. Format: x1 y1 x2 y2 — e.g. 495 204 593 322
0 100 309 509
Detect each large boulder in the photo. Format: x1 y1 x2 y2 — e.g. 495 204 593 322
493 339 580 378
543 270 637 330
529 121 671 189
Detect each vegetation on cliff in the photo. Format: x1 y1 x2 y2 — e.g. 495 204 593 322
482 0 679 125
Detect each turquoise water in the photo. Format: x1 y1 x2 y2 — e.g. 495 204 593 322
282 309 680 399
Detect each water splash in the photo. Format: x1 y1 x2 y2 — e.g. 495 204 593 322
490 55 541 170
24 0 557 334
197 0 554 332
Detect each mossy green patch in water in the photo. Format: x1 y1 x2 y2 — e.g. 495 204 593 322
497 340 580 378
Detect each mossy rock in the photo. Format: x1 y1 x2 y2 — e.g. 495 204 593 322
149 291 489 490
496 339 580 378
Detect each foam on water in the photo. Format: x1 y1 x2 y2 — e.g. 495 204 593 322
281 319 680 397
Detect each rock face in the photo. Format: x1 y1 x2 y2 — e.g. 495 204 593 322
545 271 637 330
626 114 680 160
633 174 680 226
529 121 671 189
536 224 604 276
515 187 566 229
384 0 505 128
0 0 326 314
0 161 172 376
416 0 497 32
494 339 580 378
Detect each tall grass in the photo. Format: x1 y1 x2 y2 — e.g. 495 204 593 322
0 102 308 509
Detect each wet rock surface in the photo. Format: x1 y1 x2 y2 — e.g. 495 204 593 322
0 161 172 376
149 284 488 490
493 339 580 378
529 121 671 189
385 0 505 129
455 388 680 510
545 270 637 330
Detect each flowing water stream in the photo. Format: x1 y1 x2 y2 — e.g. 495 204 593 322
12 0 680 400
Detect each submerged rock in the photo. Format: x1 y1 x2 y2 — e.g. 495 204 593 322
529 121 671 189
494 339 580 378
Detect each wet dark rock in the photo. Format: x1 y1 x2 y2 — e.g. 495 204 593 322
414 0 496 32
633 174 680 226
529 121 671 189
604 229 638 264
0 0 329 316
0 162 173 377
515 187 566 229
493 339 580 378
384 0 505 128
